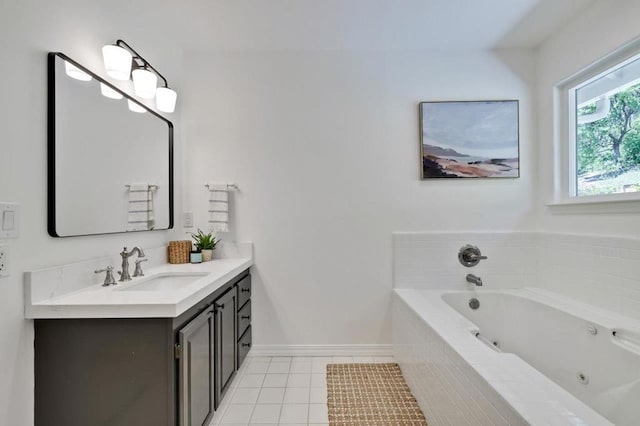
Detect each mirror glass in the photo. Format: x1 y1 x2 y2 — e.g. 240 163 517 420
48 52 173 237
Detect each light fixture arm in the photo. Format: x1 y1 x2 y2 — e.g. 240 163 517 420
115 39 169 88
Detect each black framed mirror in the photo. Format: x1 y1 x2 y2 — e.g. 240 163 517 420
48 52 174 237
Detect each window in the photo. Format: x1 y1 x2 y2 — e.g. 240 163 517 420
569 53 640 198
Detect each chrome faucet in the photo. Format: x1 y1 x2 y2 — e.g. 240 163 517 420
119 246 145 282
466 274 483 286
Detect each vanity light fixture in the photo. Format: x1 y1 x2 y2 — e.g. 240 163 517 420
101 39 177 113
131 66 157 99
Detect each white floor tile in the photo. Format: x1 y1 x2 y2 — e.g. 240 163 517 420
209 405 228 425
289 361 312 373
257 387 285 404
309 387 327 404
279 404 309 424
231 388 261 404
248 356 272 364
249 404 281 424
246 362 271 374
310 374 326 388
311 363 328 374
308 403 329 423
312 357 333 363
262 374 288 388
287 373 311 388
238 374 266 388
220 404 254 424
283 387 310 404
270 356 292 363
332 356 353 363
267 362 290 374
373 356 395 363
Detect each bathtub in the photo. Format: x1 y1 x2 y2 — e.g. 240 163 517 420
392 287 640 425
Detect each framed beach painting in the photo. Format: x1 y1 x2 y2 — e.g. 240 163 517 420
419 100 520 179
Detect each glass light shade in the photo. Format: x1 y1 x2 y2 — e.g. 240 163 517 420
102 45 133 80
132 68 157 99
156 87 177 113
127 100 146 113
64 61 92 81
100 83 123 100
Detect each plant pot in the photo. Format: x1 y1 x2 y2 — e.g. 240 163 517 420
201 249 214 262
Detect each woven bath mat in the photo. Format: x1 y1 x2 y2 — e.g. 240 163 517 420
327 363 427 426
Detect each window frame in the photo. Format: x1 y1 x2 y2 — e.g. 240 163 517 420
551 37 640 211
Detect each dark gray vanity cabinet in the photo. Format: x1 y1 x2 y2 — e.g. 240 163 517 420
178 307 215 426
213 288 237 406
237 275 252 367
34 269 251 426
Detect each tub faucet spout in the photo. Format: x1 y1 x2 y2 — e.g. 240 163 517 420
466 274 483 286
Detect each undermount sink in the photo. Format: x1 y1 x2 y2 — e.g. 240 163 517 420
116 272 209 292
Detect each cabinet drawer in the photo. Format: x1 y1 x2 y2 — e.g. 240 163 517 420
237 275 251 310
237 326 252 367
237 300 251 339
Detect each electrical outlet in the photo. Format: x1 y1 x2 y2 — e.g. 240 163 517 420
0 245 9 277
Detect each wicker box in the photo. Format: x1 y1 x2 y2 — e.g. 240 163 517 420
168 240 192 264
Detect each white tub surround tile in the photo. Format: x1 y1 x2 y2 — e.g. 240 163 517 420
537 232 640 320
392 289 613 426
393 232 537 290
394 231 640 321
24 242 253 318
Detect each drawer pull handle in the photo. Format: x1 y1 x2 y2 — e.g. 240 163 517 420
215 303 225 309
240 288 250 293
241 315 251 320
241 342 251 348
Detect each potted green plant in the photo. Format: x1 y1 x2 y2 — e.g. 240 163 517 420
190 229 219 262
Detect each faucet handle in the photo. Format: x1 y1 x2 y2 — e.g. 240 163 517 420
458 245 488 267
95 266 116 286
133 258 148 277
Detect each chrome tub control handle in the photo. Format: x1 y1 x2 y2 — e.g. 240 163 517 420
458 245 488 267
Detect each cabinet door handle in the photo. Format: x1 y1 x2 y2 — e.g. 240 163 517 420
241 342 251 348
240 288 250 293
241 315 251 320
215 303 225 309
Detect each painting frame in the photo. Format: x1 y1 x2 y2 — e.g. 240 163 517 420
419 100 520 179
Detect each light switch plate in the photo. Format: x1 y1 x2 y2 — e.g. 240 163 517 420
0 202 19 238
183 212 194 228
0 245 9 277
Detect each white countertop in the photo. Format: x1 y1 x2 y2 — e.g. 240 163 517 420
25 257 252 319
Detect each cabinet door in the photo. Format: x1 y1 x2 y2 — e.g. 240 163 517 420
214 288 237 407
178 308 215 426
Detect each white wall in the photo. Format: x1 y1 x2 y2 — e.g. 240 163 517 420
0 1 184 424
183 50 536 348
536 0 640 236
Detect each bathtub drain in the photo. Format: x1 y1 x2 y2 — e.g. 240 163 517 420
576 372 589 385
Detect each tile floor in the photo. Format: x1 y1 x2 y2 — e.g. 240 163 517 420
209 355 395 425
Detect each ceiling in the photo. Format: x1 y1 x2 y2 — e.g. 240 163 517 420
156 0 597 51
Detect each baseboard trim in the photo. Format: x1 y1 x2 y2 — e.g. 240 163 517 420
248 344 393 357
